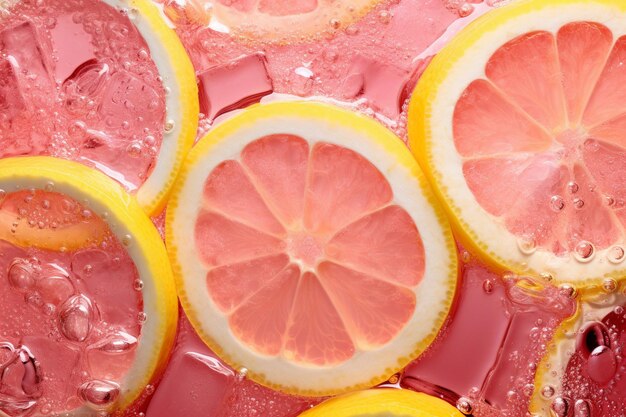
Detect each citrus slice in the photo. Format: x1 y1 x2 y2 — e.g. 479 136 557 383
409 0 626 286
175 0 382 42
166 101 457 396
116 0 199 214
530 290 626 416
0 156 177 416
1 0 198 216
297 389 464 417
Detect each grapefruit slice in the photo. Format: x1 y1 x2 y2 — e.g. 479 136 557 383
173 0 381 42
409 0 626 286
0 156 177 416
166 102 457 396
530 290 626 416
297 389 464 417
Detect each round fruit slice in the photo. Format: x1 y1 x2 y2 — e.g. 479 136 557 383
167 0 381 42
167 101 457 396
1 0 198 215
298 389 464 417
409 0 626 286
0 156 177 416
530 290 626 416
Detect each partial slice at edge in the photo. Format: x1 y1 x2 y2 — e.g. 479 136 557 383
166 101 458 396
298 389 465 417
0 156 178 414
409 0 626 286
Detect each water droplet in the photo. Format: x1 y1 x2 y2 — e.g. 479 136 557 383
122 234 132 246
482 279 494 294
574 399 591 417
7 259 36 292
137 312 147 324
567 181 579 194
126 141 142 157
164 120 175 132
574 241 594 262
59 295 94 342
133 279 143 291
608 246 625 264
551 397 572 417
517 235 537 255
456 397 473 415
550 195 565 212
587 345 616 385
602 278 618 293
78 379 120 409
573 198 584 209
558 284 578 299
91 331 138 354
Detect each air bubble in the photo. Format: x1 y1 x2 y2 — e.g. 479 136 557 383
482 279 494 294
574 399 591 417
614 306 625 315
573 241 594 262
456 397 473 415
558 284 578 299
236 367 248 382
573 198 584 209
133 279 144 291
127 141 143 157
59 295 94 342
602 278 617 293
458 3 474 17
551 397 572 417
517 235 537 255
378 10 392 24
78 380 120 409
144 384 155 395
329 18 341 29
164 120 175 132
122 234 132 246
550 195 565 212
137 312 147 324
567 181 579 194
606 195 615 207
7 259 36 292
608 246 625 264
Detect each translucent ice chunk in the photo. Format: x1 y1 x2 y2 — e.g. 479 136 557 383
197 53 273 120
50 14 96 83
0 21 54 91
340 55 409 118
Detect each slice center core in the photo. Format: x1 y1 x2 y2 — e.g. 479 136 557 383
286 232 324 270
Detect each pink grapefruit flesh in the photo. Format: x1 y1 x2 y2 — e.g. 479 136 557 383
455 21 626 257
194 134 424 366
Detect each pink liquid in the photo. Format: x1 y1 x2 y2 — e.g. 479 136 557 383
0 0 166 192
0 191 143 416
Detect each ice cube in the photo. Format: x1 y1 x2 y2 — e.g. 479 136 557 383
99 71 162 136
0 21 54 91
197 53 273 120
339 55 410 118
0 57 27 122
50 14 96 83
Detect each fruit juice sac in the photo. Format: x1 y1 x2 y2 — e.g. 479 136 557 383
0 190 143 417
0 0 166 193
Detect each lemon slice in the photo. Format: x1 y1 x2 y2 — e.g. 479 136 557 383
409 0 626 286
0 156 177 416
166 101 457 396
298 389 464 417
102 0 198 215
